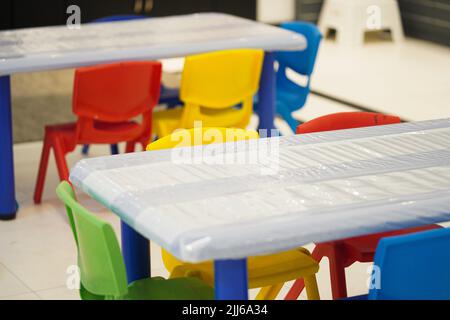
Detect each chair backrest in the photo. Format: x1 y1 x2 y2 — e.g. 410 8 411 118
178 49 264 128
146 127 259 271
56 181 128 299
73 61 162 123
275 21 322 77
296 112 401 134
369 227 450 300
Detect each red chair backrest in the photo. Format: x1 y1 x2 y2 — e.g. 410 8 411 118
296 112 401 134
73 61 162 122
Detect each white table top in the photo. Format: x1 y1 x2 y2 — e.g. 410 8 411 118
0 13 306 76
70 119 450 262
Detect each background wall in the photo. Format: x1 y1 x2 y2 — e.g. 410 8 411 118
295 0 450 47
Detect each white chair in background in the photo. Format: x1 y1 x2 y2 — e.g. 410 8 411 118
318 0 404 46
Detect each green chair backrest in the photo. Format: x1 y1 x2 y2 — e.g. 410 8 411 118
56 181 128 299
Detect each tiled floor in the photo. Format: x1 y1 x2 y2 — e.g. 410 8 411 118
1 37 449 300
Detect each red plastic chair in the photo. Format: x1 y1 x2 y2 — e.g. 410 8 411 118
34 61 162 204
286 112 443 300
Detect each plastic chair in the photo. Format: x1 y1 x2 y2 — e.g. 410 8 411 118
152 49 264 138
285 112 443 300
56 181 213 300
93 14 180 107
348 227 450 300
274 22 322 132
318 0 404 46
146 127 320 300
34 61 162 204
81 14 181 156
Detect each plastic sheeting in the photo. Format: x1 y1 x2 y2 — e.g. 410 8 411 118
0 13 306 75
70 119 450 262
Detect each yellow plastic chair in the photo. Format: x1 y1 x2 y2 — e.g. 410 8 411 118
152 50 264 138
146 127 320 300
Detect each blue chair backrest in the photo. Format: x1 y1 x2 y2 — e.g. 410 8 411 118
93 15 147 23
275 21 322 76
369 227 450 300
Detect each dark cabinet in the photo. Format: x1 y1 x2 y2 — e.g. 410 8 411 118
0 0 12 30
69 0 136 23
1 0 256 30
11 0 68 29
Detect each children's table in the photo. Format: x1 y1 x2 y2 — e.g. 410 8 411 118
0 13 307 220
70 118 450 299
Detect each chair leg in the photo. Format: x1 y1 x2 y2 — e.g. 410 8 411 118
285 245 326 300
81 144 90 155
304 275 320 300
256 283 284 300
52 138 70 181
328 245 348 299
125 141 136 153
33 135 52 204
110 144 119 155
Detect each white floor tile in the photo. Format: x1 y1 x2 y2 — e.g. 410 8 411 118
312 38 450 121
0 263 32 298
1 292 41 300
36 286 80 300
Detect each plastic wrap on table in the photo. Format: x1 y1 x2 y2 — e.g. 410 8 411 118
0 13 306 75
70 118 450 262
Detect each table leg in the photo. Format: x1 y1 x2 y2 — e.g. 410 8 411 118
0 75 18 220
257 52 276 135
214 259 248 300
121 221 150 283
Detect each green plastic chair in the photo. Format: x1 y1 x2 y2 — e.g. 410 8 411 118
56 181 214 300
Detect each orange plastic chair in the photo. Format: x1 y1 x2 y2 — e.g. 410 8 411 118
34 61 162 204
285 112 443 300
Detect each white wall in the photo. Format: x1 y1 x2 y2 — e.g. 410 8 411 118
257 0 296 23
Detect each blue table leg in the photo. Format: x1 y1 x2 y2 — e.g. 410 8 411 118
214 259 248 300
121 221 150 283
0 76 18 220
258 52 276 136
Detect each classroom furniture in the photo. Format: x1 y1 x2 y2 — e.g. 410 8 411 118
33 61 162 204
274 21 322 132
0 13 306 219
70 118 450 299
1 0 256 30
147 127 320 300
286 112 443 300
318 0 404 46
56 181 214 300
152 50 264 138
348 227 450 300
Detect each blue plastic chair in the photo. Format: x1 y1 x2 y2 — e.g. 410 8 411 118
274 22 322 132
81 14 181 155
348 227 450 300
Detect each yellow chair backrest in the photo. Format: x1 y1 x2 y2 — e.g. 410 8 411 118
178 49 264 129
146 127 259 271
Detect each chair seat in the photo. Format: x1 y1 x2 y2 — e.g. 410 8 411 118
174 248 319 289
153 107 247 138
341 225 442 263
125 276 214 300
46 120 143 146
276 83 309 111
